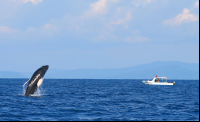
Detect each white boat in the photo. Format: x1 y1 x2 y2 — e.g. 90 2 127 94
142 76 175 85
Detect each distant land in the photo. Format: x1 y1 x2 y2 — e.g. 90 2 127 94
0 61 199 79
0 71 27 78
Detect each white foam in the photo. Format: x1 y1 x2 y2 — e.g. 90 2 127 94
23 85 26 95
22 85 44 97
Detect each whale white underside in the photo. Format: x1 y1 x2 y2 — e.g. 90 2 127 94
37 77 44 87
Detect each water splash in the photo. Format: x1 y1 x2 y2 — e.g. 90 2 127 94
23 85 26 95
22 84 44 97
34 86 43 96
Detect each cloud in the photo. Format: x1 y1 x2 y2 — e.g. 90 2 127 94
125 30 148 43
195 1 199 8
126 36 148 43
111 11 133 29
82 0 119 18
0 26 23 41
0 0 157 44
0 26 21 35
13 0 42 5
131 0 155 7
0 23 58 43
0 26 15 32
82 0 108 18
93 30 149 43
42 24 58 36
90 0 107 15
164 8 199 26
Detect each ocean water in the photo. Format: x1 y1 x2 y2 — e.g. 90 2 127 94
0 79 199 121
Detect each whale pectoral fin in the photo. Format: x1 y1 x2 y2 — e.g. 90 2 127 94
23 78 30 87
37 77 44 87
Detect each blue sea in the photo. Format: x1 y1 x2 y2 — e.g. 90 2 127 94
0 79 199 121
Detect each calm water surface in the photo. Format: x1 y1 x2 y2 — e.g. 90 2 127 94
0 79 199 121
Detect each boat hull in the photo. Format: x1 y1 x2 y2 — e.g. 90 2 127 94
142 81 175 85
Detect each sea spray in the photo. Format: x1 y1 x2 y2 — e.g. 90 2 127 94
23 85 26 95
31 86 44 97
35 86 42 96
23 84 44 96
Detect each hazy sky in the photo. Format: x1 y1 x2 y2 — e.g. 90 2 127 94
0 0 199 72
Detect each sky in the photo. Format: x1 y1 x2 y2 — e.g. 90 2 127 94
0 0 199 72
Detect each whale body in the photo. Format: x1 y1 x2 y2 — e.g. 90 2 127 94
24 65 49 96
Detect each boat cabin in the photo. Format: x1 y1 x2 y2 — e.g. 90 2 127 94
153 77 168 83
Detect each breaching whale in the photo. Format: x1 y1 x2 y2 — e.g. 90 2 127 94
23 65 49 96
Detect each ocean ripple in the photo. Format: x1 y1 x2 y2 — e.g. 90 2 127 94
0 79 199 121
